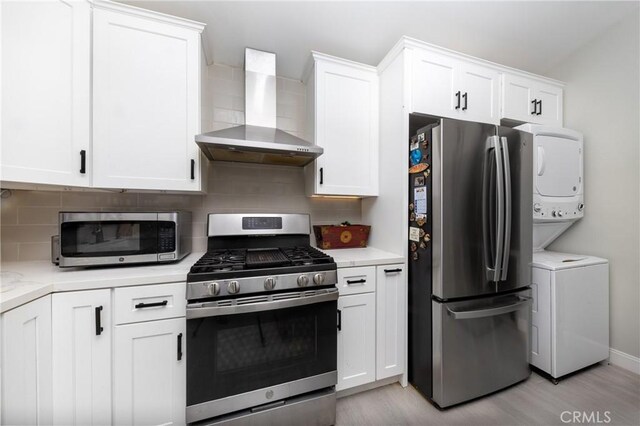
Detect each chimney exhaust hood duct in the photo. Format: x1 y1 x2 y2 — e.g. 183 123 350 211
195 48 323 167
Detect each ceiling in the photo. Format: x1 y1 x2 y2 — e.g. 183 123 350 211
122 1 639 80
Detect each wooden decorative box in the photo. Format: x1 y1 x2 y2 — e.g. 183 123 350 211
313 224 371 249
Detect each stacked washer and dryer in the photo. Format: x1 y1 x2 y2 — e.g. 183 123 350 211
516 124 610 384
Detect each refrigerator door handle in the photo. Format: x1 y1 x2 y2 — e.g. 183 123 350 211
499 137 512 281
483 136 504 282
446 297 531 320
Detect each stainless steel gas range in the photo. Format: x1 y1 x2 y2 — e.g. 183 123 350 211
185 214 338 425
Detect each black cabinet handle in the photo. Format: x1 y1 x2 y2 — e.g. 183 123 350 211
455 91 461 109
319 167 324 185
190 159 195 180
384 268 402 274
537 100 542 116
135 300 168 309
531 99 537 115
337 309 342 331
80 150 86 174
346 279 366 284
177 333 183 361
462 92 468 110
95 306 103 336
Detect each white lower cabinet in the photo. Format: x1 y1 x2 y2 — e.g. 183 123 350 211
52 289 112 425
375 264 406 379
337 292 376 391
1 295 53 426
113 317 186 425
336 262 407 392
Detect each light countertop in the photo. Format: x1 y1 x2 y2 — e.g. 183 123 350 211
323 247 405 268
0 253 203 314
1 247 405 314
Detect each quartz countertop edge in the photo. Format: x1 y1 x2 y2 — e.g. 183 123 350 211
322 247 405 268
0 252 204 314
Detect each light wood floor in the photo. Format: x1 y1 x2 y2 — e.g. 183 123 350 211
336 364 640 425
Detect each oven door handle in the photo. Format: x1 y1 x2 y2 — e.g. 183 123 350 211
186 290 339 319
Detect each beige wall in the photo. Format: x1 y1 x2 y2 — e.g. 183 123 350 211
0 63 362 262
546 13 640 358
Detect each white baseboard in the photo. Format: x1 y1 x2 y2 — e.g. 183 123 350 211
609 348 640 375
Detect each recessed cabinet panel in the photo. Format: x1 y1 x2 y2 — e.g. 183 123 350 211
1 0 90 186
52 290 112 425
306 54 379 197
337 293 376 391
376 265 406 380
1 295 53 425
113 318 186 426
536 85 563 126
93 9 201 191
459 63 500 123
411 50 458 118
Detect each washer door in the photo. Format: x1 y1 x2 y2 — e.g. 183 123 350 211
534 135 582 197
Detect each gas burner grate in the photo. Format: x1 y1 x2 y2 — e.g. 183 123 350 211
245 249 291 268
189 249 247 274
281 246 334 266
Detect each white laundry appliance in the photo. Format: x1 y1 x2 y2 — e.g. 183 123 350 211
516 124 609 382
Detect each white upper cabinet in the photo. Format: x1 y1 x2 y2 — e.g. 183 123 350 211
92 6 204 191
411 48 500 124
305 52 379 197
1 0 91 187
501 73 563 126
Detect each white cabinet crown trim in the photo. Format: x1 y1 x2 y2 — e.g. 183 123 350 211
303 50 377 83
90 0 205 32
378 36 565 87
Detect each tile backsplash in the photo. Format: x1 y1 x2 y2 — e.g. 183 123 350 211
0 62 362 262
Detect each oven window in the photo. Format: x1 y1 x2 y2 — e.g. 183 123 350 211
187 300 337 405
60 221 158 257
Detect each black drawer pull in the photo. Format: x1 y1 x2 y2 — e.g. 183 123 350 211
346 279 366 284
190 159 195 180
384 268 402 274
135 300 168 309
337 309 342 331
95 306 103 336
177 333 183 361
80 150 86 174
462 92 468 111
455 91 461 109
531 99 537 115
537 100 542 116
319 167 324 185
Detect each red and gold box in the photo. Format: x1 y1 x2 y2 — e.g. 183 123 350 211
313 224 371 249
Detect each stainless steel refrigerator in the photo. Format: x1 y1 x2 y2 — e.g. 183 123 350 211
408 116 533 408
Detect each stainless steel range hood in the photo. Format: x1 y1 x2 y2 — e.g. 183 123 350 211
196 48 322 167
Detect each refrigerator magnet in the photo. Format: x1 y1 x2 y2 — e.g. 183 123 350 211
414 186 427 215
410 149 422 165
410 137 419 151
410 242 417 252
416 216 426 227
412 252 419 261
414 176 425 186
423 169 431 178
409 227 420 242
424 233 431 242
419 241 427 249
410 212 416 222
409 163 428 173
417 132 425 143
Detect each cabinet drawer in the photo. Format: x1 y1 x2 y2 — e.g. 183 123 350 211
337 266 376 295
114 283 186 325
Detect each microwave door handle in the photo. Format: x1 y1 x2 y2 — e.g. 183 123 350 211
500 136 512 281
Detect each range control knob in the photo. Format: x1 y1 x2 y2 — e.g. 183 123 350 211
207 282 220 296
264 277 276 290
313 273 325 285
297 275 309 287
551 210 557 217
557 210 564 218
227 280 240 294
533 203 542 213
578 203 584 211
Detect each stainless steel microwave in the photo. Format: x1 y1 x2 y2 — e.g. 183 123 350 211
51 212 191 268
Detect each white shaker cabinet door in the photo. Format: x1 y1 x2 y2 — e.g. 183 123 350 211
411 49 459 119
336 292 376 391
52 290 112 426
92 8 202 191
458 62 500 124
535 83 563 127
1 0 90 186
1 295 53 426
113 318 186 426
309 56 379 196
376 264 406 380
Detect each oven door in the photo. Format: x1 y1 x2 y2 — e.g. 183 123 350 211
186 289 338 423
58 212 176 266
